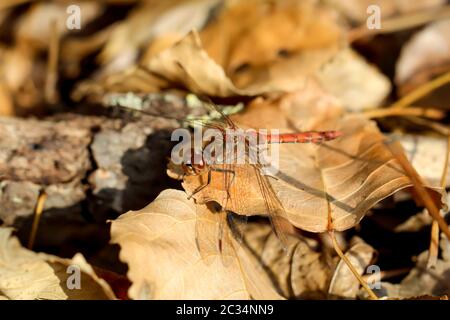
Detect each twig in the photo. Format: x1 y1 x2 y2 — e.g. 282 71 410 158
386 142 450 241
329 231 378 300
27 191 47 250
388 71 450 109
405 117 449 136
363 107 445 120
362 267 411 282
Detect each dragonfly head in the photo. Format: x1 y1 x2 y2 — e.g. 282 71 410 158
182 150 207 175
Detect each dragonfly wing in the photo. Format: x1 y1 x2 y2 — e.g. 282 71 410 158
253 164 293 251
218 210 238 267
198 96 237 129
194 204 219 266
227 213 248 245
195 203 237 267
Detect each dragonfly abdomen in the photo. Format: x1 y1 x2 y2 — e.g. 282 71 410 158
266 131 342 144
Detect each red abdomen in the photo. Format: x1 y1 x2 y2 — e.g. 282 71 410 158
265 131 342 144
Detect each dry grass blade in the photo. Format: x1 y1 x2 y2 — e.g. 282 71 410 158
329 232 378 300
27 191 47 250
388 70 450 109
363 107 445 120
386 141 450 241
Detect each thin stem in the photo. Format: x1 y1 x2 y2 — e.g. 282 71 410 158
364 107 445 120
329 231 378 300
28 191 47 250
405 117 449 135
440 135 450 188
388 71 450 109
427 134 450 267
428 222 440 268
386 142 450 241
362 267 411 282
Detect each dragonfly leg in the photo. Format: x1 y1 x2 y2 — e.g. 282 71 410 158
187 169 212 200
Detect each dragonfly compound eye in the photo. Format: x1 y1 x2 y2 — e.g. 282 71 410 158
182 151 207 175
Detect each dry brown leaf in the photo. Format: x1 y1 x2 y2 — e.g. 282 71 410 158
110 189 283 300
328 239 376 299
0 45 32 93
377 250 450 299
100 0 218 71
86 8 342 100
394 209 434 232
400 134 450 187
242 222 332 299
143 28 341 94
181 87 444 233
199 0 344 74
0 227 115 300
15 2 102 50
145 30 333 96
0 44 44 113
396 19 450 95
41 253 117 300
316 48 391 111
0 227 66 299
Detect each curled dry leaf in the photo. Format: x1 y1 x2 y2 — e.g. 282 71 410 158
181 87 445 233
242 222 333 299
199 0 344 84
396 19 450 95
110 189 283 300
100 0 218 70
328 240 376 299
145 31 340 96
0 228 115 300
76 2 345 101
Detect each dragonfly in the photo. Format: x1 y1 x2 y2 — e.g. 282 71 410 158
105 93 342 264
